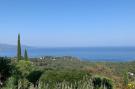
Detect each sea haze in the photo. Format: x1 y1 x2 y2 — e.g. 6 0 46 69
0 45 135 62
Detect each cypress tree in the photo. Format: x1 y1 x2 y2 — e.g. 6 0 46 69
24 48 29 61
17 34 22 61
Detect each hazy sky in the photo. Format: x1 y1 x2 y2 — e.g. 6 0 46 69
0 0 135 47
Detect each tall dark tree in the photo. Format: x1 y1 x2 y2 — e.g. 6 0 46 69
24 48 29 61
17 34 22 61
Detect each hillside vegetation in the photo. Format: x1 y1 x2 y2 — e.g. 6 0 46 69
0 34 135 89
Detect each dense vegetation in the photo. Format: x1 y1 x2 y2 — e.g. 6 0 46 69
0 34 135 89
32 57 135 89
0 57 114 89
1 56 135 89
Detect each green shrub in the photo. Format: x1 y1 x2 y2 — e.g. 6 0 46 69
92 76 114 89
40 69 91 83
38 69 92 89
15 60 33 78
93 77 102 89
0 57 14 87
27 70 43 87
2 76 16 89
102 77 113 89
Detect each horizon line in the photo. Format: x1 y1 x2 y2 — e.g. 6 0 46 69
1 43 135 48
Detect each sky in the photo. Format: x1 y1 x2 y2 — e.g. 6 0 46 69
0 0 135 47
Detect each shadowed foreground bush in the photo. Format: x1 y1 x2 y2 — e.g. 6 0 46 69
0 57 14 87
37 70 113 89
2 68 114 89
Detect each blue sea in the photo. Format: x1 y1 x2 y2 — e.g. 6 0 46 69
1 47 135 62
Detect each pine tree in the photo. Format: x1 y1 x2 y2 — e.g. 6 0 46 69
24 48 29 61
17 34 22 61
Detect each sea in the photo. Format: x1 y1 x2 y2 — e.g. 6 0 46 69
1 47 135 62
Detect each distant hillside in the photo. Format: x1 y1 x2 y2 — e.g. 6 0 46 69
0 44 16 51
0 43 35 51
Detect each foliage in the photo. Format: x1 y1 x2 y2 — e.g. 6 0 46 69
17 78 31 89
27 70 43 87
40 69 91 83
38 80 93 89
127 82 135 89
38 69 113 89
4 60 36 89
2 76 16 89
93 76 114 89
93 77 102 88
123 72 129 86
0 57 116 89
102 77 114 89
0 57 14 87
15 60 33 78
